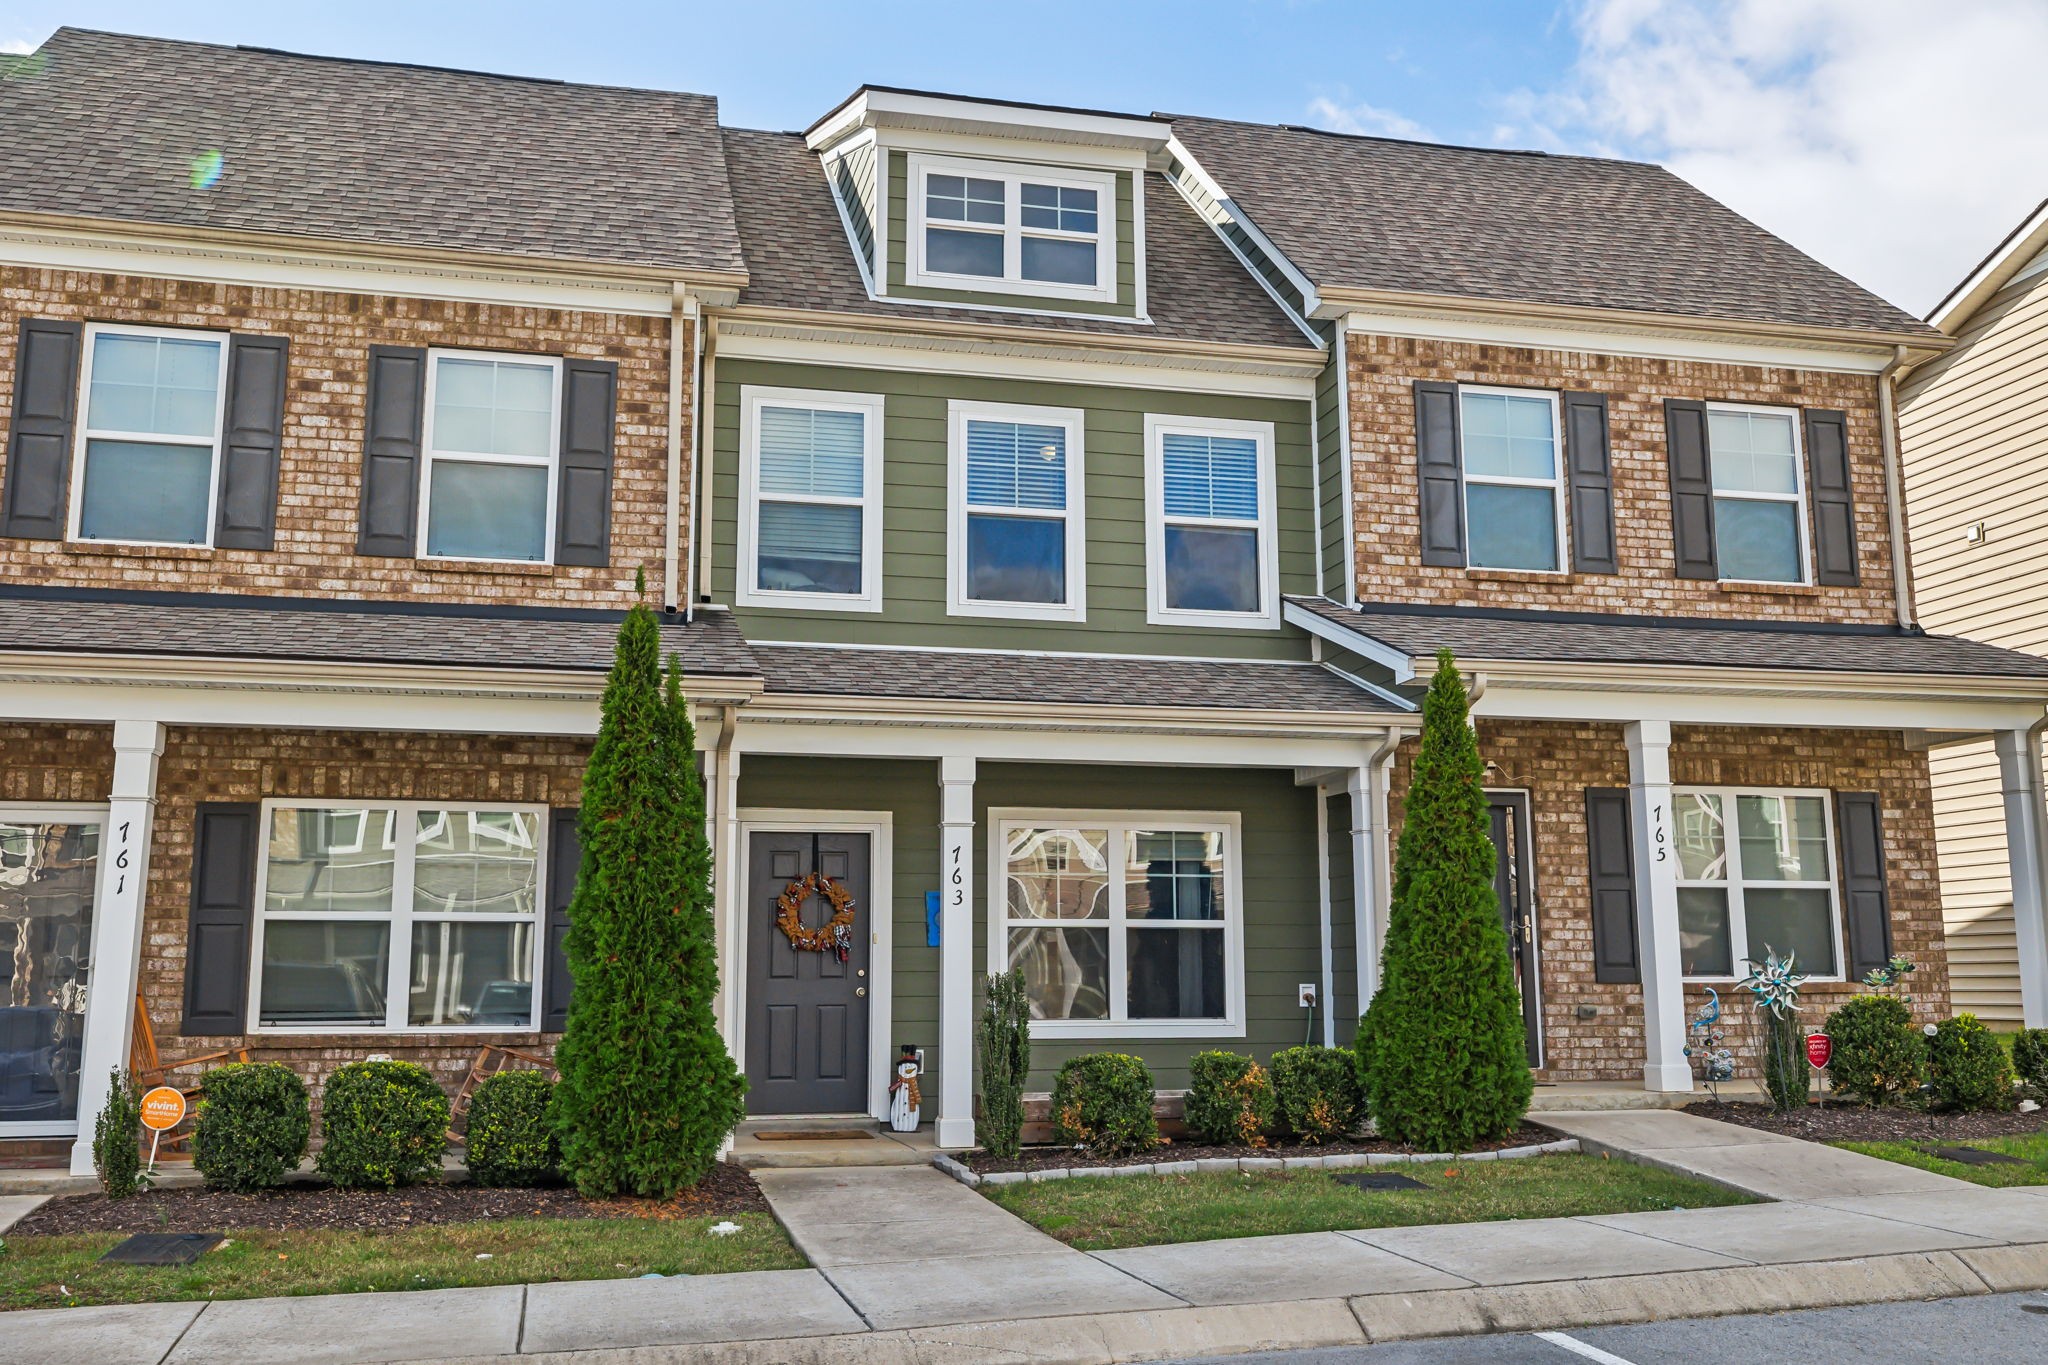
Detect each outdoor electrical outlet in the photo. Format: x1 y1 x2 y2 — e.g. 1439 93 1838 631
913 1048 927 1073
1298 983 1317 1009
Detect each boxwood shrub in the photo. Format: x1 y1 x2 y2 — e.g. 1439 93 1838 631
1928 1013 2014 1112
1183 1051 1274 1147
316 1060 450 1189
1270 1044 1365 1142
193 1062 311 1192
1049 1053 1158 1157
1822 995 1925 1106
92 1067 146 1198
465 1070 559 1187
2012 1027 2048 1102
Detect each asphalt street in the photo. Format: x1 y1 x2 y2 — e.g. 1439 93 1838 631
1170 1290 2048 1364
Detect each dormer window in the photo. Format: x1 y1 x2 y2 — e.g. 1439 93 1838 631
907 153 1117 303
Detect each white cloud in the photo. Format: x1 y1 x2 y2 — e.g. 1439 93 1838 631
1306 95 1431 142
1503 0 2048 314
0 39 36 55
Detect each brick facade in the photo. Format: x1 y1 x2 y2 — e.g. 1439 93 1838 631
1386 720 1949 1083
0 266 687 608
1346 333 1901 624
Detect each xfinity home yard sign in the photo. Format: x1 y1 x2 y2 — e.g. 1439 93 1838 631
1805 1032 1833 1070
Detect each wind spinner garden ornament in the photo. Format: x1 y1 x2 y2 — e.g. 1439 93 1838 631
1683 987 1736 1096
1738 950 1811 1112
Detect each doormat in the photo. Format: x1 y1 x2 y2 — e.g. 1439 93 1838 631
753 1130 874 1142
1926 1145 2031 1167
1333 1171 1428 1191
101 1232 225 1265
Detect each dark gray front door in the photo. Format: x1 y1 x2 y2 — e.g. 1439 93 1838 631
745 832 871 1114
1487 793 1543 1068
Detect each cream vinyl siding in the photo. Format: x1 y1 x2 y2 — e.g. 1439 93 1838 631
1900 265 2048 1023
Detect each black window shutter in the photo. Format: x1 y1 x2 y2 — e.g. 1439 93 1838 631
1584 788 1641 984
356 345 426 557
555 358 617 567
1 318 83 541
1413 380 1465 566
543 808 581 1031
1664 399 1718 580
1836 791 1892 980
183 803 261 1035
1804 408 1859 586
1563 390 1618 575
215 333 290 551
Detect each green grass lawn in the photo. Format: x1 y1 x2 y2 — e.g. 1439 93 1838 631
0 1212 802 1312
1833 1132 2048 1188
980 1153 1756 1251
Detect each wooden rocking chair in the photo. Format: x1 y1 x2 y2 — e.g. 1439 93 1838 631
129 993 248 1152
446 1043 556 1145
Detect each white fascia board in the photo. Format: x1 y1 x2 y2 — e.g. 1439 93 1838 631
734 714 1400 769
1281 599 1417 684
0 219 683 317
712 315 1319 399
1471 665 2048 731
878 126 1151 172
1340 306 1905 375
1162 135 1323 315
837 89 1169 153
1926 197 2048 333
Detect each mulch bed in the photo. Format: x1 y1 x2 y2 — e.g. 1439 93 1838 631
1685 1101 2048 1145
10 1161 770 1237
962 1124 1563 1174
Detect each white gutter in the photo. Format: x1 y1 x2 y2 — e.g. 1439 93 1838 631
1878 344 1916 630
694 317 719 617
664 287 696 613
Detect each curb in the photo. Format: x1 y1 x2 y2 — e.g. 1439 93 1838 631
408 1243 2048 1365
932 1139 1579 1188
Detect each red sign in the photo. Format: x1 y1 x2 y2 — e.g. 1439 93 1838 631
1805 1033 1833 1070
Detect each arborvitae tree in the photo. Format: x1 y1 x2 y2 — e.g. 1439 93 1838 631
1358 650 1532 1150
553 599 746 1196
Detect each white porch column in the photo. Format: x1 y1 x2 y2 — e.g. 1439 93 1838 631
1995 724 2048 1027
936 756 976 1149
713 743 743 1052
1347 767 1380 1014
1625 720 1692 1093
70 720 165 1176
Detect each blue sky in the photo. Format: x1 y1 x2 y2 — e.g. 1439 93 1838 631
8 1 2048 312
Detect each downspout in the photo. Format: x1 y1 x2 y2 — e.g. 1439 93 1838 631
694 321 719 615
1878 344 1916 630
663 287 697 616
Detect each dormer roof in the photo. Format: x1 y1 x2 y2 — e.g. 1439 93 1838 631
806 86 1172 155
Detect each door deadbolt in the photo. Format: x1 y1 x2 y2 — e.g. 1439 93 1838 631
856 968 866 978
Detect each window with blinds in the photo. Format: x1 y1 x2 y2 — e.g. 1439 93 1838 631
1150 423 1271 622
948 402 1086 621
740 388 884 611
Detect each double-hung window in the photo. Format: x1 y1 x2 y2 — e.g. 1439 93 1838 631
1459 387 1566 573
420 350 562 563
737 386 885 611
948 401 1085 620
993 812 1243 1038
908 154 1117 302
251 801 545 1032
1674 788 1843 979
1145 415 1279 628
69 324 230 547
1706 404 1808 584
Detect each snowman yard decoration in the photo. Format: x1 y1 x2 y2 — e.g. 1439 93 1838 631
887 1045 922 1132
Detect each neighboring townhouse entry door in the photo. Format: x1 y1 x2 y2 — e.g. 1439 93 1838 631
744 832 872 1114
0 811 100 1135
1486 793 1544 1068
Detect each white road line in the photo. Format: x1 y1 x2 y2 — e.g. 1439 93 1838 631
1535 1330 1641 1365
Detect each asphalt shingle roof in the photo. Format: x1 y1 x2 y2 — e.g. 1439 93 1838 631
1168 115 1934 337
753 643 1401 713
1288 596 2048 681
0 589 759 677
719 126 1317 351
0 29 745 276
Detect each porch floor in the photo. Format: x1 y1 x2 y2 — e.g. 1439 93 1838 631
728 1117 943 1169
1528 1080 1765 1111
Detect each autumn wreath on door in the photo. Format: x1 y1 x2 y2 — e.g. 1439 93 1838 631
775 872 858 963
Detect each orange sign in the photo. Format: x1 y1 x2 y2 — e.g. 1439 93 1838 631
139 1086 187 1132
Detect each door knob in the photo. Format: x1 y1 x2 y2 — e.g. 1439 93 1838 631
855 986 867 998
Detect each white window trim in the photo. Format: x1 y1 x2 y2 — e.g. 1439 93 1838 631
66 322 231 549
415 348 563 566
735 385 887 614
946 399 1087 623
1675 785 1846 984
1143 413 1281 630
905 152 1118 304
986 807 1246 1041
1705 400 1811 587
247 798 549 1035
1458 384 1570 576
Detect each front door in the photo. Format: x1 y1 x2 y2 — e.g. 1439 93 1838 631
0 813 99 1133
1486 793 1543 1068
745 831 871 1115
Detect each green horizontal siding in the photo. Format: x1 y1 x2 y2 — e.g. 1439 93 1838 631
828 141 878 276
884 150 1139 317
712 358 1317 659
1327 788 1359 1045
1315 326 1351 599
